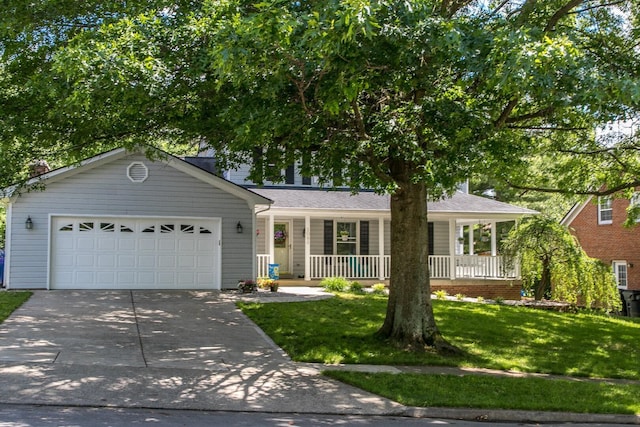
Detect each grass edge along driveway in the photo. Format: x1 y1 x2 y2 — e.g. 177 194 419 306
0 291 31 322
239 293 640 415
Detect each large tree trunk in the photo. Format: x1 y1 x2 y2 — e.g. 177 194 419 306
377 180 460 355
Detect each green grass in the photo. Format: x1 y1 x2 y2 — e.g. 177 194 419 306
240 293 640 413
238 293 640 380
0 291 31 322
324 371 640 415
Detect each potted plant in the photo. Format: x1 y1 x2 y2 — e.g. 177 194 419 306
237 279 257 293
340 230 349 241
258 277 279 292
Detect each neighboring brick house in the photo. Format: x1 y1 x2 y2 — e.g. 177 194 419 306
561 194 640 291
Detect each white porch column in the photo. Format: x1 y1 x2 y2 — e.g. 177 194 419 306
378 217 385 280
449 219 457 280
304 215 311 281
491 222 497 256
267 215 275 264
468 225 475 255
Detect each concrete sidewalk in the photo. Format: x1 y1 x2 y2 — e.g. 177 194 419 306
0 288 638 425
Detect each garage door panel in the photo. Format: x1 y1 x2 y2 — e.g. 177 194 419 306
97 254 116 268
118 239 136 251
178 240 196 251
139 239 157 251
138 255 157 268
77 238 95 250
51 217 220 290
158 255 176 268
76 254 95 267
117 254 136 268
98 238 116 250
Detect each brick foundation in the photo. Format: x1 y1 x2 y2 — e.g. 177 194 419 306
431 279 522 300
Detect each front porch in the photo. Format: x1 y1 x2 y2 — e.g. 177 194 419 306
257 254 519 281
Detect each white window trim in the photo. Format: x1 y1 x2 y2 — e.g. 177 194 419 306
598 196 613 225
612 260 628 289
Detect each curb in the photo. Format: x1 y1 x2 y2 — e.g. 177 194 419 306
403 406 640 425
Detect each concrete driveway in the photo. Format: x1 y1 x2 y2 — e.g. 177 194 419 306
0 290 403 414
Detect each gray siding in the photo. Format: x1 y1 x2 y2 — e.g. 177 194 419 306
7 153 254 290
432 221 450 255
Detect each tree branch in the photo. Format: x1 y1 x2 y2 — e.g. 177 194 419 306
545 0 584 32
507 125 588 131
506 179 640 197
505 106 555 123
494 98 518 128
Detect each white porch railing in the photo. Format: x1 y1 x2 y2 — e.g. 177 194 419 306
309 255 389 279
257 254 518 280
257 254 270 278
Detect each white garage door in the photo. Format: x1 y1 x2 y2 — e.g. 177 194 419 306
50 216 220 290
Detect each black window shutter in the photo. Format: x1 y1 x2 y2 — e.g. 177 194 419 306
302 176 311 185
285 164 295 184
324 220 334 255
428 222 434 255
360 221 369 255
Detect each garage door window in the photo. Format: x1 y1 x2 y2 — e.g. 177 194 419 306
79 222 94 231
101 223 115 232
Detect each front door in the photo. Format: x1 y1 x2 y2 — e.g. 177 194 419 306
274 222 291 275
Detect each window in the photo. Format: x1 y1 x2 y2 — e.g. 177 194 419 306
613 261 628 289
336 222 357 255
100 222 115 232
598 196 613 224
160 224 175 233
79 222 94 232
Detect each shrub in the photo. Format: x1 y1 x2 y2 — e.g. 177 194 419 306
348 281 364 294
494 296 505 305
320 277 350 292
434 290 448 300
455 293 465 301
476 296 485 303
371 283 387 294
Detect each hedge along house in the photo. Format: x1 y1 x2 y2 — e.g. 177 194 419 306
2 147 271 290
199 153 538 299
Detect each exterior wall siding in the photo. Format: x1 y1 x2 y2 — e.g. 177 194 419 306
432 221 450 255
7 153 254 290
568 197 640 290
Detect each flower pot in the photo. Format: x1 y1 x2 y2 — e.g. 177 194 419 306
270 285 278 292
341 235 348 241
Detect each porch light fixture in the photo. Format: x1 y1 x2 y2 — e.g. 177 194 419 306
236 221 243 234
25 216 33 230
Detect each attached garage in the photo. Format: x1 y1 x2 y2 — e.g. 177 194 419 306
3 147 271 290
50 216 221 290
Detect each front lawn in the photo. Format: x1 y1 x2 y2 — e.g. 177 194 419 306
239 293 640 414
238 293 640 380
0 291 31 322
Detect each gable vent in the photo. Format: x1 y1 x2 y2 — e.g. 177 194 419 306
127 162 149 183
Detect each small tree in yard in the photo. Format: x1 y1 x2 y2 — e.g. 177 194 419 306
503 216 620 310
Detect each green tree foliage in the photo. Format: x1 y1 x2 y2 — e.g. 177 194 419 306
503 216 620 310
1 0 638 350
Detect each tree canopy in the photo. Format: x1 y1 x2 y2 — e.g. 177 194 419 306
1 0 639 350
